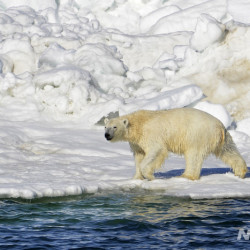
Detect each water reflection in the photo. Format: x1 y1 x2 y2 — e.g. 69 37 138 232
127 194 224 224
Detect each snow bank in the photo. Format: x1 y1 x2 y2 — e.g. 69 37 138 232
175 26 250 121
0 0 249 199
193 101 232 128
0 0 57 11
0 0 248 125
148 0 227 35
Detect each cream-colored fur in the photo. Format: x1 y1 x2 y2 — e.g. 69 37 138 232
104 108 247 180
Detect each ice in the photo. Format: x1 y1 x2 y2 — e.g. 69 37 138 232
174 26 250 121
228 0 250 24
0 38 36 74
0 123 249 200
192 101 232 129
0 0 57 11
148 0 227 35
34 66 95 115
120 85 203 115
0 0 249 199
140 5 181 33
237 118 250 137
190 14 225 52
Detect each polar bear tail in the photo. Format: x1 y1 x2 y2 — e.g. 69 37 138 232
217 131 247 178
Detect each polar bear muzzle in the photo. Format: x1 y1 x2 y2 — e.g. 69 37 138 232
105 132 112 141
105 128 114 141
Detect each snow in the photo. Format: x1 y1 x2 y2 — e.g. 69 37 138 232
228 0 250 25
237 118 250 137
148 0 228 35
190 14 225 52
0 121 249 200
192 101 232 129
0 0 249 199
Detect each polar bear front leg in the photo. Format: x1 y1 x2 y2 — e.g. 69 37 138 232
129 143 145 180
140 147 167 181
133 152 144 180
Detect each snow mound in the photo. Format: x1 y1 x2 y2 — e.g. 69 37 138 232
193 101 232 128
0 0 248 124
190 14 226 52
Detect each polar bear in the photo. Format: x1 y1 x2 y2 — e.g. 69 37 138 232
104 108 247 181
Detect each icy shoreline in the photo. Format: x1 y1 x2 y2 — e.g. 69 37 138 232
0 0 249 199
0 121 249 200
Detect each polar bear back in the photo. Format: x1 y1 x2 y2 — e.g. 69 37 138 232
124 108 225 155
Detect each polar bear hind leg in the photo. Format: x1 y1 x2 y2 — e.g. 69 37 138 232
217 131 247 178
182 149 205 180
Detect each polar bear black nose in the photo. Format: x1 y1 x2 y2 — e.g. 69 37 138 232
105 133 111 140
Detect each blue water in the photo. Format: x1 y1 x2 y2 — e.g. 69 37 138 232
0 192 249 249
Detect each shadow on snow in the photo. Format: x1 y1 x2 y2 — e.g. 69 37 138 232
156 167 250 179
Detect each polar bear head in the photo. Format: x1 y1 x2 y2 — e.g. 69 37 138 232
104 117 129 142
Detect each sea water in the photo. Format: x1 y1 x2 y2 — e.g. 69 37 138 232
1 193 249 249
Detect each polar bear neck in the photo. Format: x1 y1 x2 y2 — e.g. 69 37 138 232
124 123 142 144
122 111 149 144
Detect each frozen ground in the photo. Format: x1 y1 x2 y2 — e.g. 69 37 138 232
0 0 249 199
0 119 249 200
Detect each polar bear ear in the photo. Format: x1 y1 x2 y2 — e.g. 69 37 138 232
104 118 109 125
123 119 129 128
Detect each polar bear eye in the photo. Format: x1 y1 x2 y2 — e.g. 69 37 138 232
113 126 117 129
